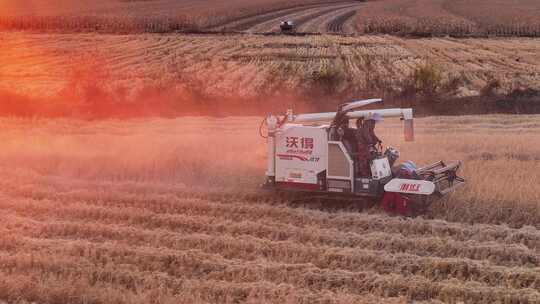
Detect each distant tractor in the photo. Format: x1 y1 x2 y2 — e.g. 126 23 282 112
280 21 295 33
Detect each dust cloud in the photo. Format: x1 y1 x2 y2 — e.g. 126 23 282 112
0 117 267 189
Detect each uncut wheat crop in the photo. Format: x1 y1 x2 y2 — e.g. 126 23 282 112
355 0 540 37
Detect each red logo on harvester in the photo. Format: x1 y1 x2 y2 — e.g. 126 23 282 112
286 137 299 148
281 137 318 162
286 137 314 149
400 183 420 192
301 137 314 149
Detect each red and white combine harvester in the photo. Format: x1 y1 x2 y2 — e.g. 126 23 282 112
262 98 465 215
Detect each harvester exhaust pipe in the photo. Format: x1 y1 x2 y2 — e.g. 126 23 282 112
404 118 414 141
288 101 415 142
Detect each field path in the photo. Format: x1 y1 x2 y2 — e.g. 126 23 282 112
296 4 359 33
326 9 357 33
246 3 358 33
208 1 363 34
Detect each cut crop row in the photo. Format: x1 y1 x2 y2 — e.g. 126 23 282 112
1 195 537 268
3 206 540 296
3 183 539 250
0 236 538 303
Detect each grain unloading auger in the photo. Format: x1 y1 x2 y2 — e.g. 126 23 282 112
261 98 465 216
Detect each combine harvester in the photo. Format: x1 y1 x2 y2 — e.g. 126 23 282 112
261 99 465 216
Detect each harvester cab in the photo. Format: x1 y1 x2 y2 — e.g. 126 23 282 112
262 98 465 215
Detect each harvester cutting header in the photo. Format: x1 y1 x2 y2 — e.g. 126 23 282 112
262 98 464 215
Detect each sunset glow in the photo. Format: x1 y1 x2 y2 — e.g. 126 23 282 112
0 0 539 303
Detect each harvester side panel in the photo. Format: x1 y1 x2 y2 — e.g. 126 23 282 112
275 125 328 188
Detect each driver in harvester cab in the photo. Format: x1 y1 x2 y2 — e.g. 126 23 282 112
330 116 357 155
356 113 383 176
340 120 357 155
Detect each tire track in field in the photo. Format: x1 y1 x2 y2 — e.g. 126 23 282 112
327 9 357 33
207 2 335 31
287 3 362 34
208 1 361 34
297 4 360 33
246 3 359 33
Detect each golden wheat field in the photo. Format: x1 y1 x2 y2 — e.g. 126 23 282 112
1 1 540 303
0 115 539 303
356 0 540 37
2 0 540 37
1 32 539 116
0 0 359 34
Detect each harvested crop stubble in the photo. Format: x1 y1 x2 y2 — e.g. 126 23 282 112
0 115 539 303
1 32 540 116
1 192 540 303
12 208 540 293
